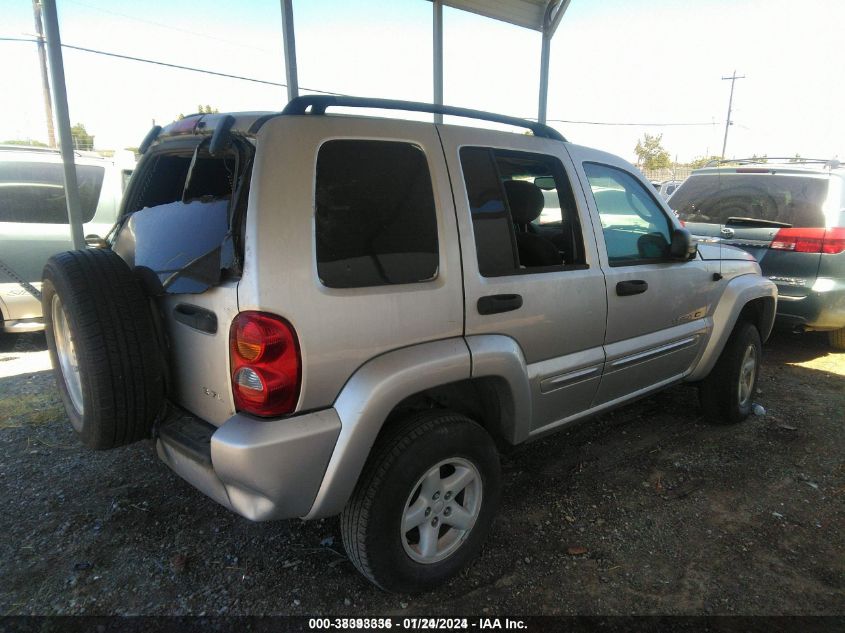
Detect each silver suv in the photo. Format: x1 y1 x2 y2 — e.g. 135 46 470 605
42 97 777 592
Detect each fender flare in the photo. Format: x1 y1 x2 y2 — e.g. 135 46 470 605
303 337 472 519
687 274 777 382
303 334 535 519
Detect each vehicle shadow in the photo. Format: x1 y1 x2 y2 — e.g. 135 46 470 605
763 329 839 364
0 331 47 354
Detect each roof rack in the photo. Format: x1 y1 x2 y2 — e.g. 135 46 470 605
281 96 567 142
704 157 841 169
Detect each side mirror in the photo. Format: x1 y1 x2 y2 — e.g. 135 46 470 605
670 228 697 260
533 176 556 190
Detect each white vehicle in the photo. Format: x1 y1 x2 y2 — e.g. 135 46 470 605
0 146 132 332
659 179 683 199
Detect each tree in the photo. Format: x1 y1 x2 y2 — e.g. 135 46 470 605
750 153 768 163
3 139 48 147
176 104 220 120
788 153 802 163
688 155 722 169
634 133 671 170
70 123 94 150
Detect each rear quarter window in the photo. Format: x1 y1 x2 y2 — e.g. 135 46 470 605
315 140 439 289
0 161 104 223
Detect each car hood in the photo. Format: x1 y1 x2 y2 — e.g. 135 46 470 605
696 242 758 262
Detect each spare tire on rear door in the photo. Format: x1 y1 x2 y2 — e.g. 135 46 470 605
42 248 165 449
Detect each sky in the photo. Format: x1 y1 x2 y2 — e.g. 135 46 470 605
0 0 843 164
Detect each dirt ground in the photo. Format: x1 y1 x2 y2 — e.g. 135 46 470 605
0 330 842 616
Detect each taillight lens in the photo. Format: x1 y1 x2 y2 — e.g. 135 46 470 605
770 227 845 254
821 227 845 254
229 312 301 417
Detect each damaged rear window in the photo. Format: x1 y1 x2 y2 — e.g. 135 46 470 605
112 140 250 294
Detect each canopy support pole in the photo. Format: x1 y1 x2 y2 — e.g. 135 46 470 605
41 0 84 250
280 0 299 102
433 0 444 123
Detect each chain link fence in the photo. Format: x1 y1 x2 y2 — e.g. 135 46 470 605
641 166 695 183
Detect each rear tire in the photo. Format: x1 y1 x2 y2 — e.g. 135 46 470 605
43 249 165 449
699 320 762 424
828 328 845 351
341 411 501 593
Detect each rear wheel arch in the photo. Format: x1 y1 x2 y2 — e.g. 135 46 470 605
381 376 517 451
304 337 531 519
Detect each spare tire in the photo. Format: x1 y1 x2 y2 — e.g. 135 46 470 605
42 249 165 449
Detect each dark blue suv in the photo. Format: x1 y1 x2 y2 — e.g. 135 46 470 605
669 159 845 349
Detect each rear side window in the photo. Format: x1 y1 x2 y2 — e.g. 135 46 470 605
460 147 586 277
0 161 104 223
315 140 439 288
668 173 829 227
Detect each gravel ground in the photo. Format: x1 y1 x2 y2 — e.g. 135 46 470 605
0 330 843 616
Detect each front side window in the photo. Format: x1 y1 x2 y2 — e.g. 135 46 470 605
315 140 439 289
460 147 585 277
0 161 104 223
584 162 673 265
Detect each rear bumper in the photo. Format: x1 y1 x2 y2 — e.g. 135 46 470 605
775 280 845 331
0 282 42 323
156 405 341 521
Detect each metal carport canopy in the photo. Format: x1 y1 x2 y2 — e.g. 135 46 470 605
48 0 573 249
429 0 571 124
280 1 572 124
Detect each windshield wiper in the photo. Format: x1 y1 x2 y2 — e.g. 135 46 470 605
725 217 792 228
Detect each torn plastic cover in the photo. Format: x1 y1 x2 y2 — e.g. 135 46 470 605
112 199 234 294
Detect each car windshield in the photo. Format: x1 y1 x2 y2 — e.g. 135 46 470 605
668 172 829 227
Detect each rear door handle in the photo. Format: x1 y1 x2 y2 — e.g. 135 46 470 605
616 280 648 296
174 303 218 333
477 294 523 315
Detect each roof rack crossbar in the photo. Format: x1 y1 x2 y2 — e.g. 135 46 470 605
281 96 566 141
705 157 841 168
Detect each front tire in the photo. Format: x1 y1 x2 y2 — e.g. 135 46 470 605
700 320 762 424
340 411 501 593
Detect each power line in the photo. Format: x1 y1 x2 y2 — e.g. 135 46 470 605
1 36 347 96
64 0 277 55
1 36 722 128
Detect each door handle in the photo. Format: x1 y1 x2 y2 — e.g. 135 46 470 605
616 280 648 296
174 303 218 333
477 294 523 315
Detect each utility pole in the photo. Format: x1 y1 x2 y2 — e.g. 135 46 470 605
721 70 745 159
32 0 56 147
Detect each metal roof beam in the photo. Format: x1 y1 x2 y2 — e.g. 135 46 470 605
437 0 549 31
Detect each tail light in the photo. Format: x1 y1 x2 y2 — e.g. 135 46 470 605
229 312 301 417
770 227 845 255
